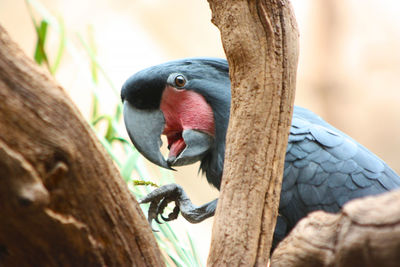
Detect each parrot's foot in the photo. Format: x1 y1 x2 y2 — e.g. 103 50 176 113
139 183 217 229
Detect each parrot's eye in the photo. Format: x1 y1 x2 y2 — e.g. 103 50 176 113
174 75 186 88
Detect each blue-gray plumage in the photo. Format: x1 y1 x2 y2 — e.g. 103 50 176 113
121 58 400 248
276 106 400 244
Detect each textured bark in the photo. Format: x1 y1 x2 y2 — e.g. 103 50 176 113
271 189 400 267
207 1 299 266
0 25 164 266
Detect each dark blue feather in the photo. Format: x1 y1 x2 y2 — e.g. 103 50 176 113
351 173 373 188
309 126 344 147
297 161 319 183
328 173 349 188
340 160 358 173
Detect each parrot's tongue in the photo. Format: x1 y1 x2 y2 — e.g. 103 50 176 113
165 130 187 160
164 129 213 167
168 137 186 159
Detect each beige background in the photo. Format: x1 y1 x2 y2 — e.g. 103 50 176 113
2 0 400 260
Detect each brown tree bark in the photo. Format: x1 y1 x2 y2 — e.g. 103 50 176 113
0 25 164 266
206 1 299 266
271 189 400 267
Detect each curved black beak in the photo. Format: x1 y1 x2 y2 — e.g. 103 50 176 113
123 101 173 170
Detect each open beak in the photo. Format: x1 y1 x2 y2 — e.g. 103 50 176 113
167 129 213 166
123 101 213 169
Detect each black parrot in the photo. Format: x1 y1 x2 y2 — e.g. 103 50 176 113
121 58 400 248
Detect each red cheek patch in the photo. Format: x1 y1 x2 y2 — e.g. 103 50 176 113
160 86 215 158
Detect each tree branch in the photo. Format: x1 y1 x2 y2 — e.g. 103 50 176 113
0 24 164 266
271 189 400 267
206 1 299 265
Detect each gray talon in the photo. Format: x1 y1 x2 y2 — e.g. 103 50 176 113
139 183 217 227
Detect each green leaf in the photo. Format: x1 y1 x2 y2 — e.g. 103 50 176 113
91 114 109 126
121 151 139 182
159 223 193 265
187 231 203 266
50 17 66 74
155 235 187 267
132 180 159 187
34 20 49 67
77 33 119 96
109 136 131 146
95 132 121 167
87 25 99 84
114 104 122 122
91 94 100 123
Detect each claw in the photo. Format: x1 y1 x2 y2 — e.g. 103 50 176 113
161 206 180 222
157 196 171 214
171 204 180 220
155 215 163 224
164 205 180 221
148 201 159 232
139 184 188 228
156 196 177 222
161 213 170 221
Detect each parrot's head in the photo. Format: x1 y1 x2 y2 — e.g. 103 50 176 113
121 58 230 187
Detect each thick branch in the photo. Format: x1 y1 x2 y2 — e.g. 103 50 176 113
271 189 400 267
207 0 298 265
0 25 164 266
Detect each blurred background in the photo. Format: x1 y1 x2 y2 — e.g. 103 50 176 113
1 0 400 263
